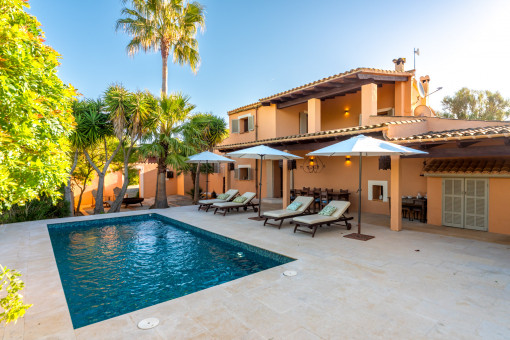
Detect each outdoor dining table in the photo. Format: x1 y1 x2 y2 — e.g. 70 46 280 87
291 189 351 213
402 197 427 223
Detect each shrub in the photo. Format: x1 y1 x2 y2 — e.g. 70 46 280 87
0 188 70 224
0 265 32 325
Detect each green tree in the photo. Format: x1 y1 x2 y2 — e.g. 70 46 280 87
104 85 158 213
184 113 228 203
0 0 77 210
71 151 98 214
76 99 122 214
117 0 205 94
140 93 197 208
0 265 31 325
438 88 510 121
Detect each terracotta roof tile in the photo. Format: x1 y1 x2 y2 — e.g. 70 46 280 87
227 68 413 114
227 102 262 115
391 125 510 142
423 158 510 175
217 119 423 151
258 68 413 102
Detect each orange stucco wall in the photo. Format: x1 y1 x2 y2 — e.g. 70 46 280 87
426 177 443 226
72 162 181 209
321 92 361 131
488 178 510 235
276 103 306 137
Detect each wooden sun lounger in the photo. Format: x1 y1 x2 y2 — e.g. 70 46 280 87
212 192 258 216
197 189 239 212
293 201 353 237
262 196 314 229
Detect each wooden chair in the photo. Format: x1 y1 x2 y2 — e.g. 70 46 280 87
412 199 427 223
319 191 330 209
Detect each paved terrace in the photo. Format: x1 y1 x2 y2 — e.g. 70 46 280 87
1 206 509 339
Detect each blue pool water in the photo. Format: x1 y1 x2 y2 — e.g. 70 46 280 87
47 214 294 329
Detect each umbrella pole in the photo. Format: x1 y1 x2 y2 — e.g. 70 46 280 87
344 152 374 241
206 160 209 199
258 155 263 217
358 153 362 235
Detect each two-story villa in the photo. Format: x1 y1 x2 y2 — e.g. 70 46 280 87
207 58 510 235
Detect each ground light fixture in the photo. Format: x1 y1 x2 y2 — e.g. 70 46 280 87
138 318 159 330
283 270 297 277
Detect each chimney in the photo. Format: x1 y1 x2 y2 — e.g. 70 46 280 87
420 75 431 94
392 58 406 72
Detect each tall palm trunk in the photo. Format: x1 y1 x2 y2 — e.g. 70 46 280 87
153 151 169 209
161 44 169 95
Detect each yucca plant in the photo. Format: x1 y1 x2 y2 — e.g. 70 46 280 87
104 85 158 213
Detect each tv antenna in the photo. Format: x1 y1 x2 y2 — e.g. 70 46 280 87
414 48 420 69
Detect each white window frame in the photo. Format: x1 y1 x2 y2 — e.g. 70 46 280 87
368 180 388 202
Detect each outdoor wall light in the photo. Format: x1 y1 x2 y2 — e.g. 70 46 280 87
344 109 349 116
345 156 351 161
301 156 325 173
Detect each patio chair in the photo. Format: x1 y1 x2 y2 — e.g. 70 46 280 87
212 192 258 216
293 201 353 238
92 189 115 208
262 196 314 229
197 189 239 212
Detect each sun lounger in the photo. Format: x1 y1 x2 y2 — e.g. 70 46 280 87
212 192 257 216
293 201 353 237
262 196 314 229
197 189 239 212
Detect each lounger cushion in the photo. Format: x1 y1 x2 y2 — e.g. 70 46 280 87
318 205 337 216
213 192 256 209
233 196 247 203
217 193 229 200
293 214 338 225
287 201 302 211
198 198 225 204
264 210 303 218
293 200 351 225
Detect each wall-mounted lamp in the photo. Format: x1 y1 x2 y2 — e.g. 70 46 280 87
301 156 325 173
344 109 349 116
345 156 351 162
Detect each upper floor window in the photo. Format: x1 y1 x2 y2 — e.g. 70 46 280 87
299 111 308 134
231 114 254 134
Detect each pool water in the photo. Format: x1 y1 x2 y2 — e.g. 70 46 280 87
47 214 294 329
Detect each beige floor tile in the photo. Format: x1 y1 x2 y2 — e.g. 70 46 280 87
1 206 510 339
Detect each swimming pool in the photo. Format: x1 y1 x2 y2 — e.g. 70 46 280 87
47 213 294 329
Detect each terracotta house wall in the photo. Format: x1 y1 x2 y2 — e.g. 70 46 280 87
426 177 443 226
488 178 510 235
276 103 306 137
321 93 362 131
229 158 258 196
377 83 395 111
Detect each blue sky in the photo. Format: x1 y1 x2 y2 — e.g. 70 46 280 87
30 0 510 120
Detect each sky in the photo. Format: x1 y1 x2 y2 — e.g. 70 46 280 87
29 0 510 121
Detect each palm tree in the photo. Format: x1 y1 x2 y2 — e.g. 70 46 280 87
184 113 228 203
104 85 158 213
139 92 198 208
117 0 205 94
